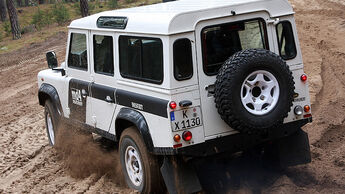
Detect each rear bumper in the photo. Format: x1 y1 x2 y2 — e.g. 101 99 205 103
153 118 312 157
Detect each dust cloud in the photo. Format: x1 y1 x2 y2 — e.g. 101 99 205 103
55 124 125 186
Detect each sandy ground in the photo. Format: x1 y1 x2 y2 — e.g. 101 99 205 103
0 0 345 193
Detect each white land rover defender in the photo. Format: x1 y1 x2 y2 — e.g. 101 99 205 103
38 0 312 193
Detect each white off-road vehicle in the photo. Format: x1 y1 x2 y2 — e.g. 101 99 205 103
38 0 312 193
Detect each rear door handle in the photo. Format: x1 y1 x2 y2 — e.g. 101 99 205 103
105 95 114 103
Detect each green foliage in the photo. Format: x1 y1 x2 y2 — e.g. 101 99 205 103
3 21 11 36
88 2 95 13
52 4 70 25
108 0 118 8
72 2 81 15
31 7 55 30
31 7 45 30
0 31 3 42
125 0 135 4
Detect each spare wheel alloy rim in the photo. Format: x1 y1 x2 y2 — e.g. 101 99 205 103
47 112 55 145
125 146 143 187
240 70 280 116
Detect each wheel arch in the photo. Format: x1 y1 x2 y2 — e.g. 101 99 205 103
115 108 154 153
38 83 63 116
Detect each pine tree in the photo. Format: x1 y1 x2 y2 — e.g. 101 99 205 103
6 0 21 39
80 0 88 17
0 0 7 21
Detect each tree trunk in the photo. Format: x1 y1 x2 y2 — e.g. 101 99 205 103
24 0 28 6
80 0 88 17
0 0 7 21
6 0 21 40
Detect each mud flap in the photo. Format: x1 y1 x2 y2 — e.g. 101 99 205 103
264 129 311 167
160 156 202 194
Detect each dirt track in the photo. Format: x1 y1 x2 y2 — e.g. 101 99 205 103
0 0 345 193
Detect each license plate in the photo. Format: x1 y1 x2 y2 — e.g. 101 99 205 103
170 107 203 131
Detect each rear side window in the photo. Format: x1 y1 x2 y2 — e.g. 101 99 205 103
201 19 268 75
276 21 297 60
68 33 88 70
119 36 163 84
93 35 114 75
173 39 193 81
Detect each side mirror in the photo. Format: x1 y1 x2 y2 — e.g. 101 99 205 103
46 51 58 69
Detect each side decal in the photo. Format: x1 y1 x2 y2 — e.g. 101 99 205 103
68 79 89 123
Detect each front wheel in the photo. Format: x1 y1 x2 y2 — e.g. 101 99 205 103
44 100 60 146
119 127 164 193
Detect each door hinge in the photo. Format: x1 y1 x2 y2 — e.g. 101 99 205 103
267 18 280 25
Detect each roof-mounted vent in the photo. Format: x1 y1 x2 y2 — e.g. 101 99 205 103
97 16 128 29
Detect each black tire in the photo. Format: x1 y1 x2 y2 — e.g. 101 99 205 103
44 100 60 146
214 49 295 133
119 127 165 193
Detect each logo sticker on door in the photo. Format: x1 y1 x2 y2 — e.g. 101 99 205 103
71 88 82 106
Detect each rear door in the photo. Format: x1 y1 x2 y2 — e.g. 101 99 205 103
89 31 117 131
195 13 273 137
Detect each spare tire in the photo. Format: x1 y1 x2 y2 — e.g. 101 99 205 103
214 49 295 133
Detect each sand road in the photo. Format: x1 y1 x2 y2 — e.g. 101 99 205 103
0 0 345 193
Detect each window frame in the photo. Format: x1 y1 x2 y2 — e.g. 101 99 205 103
173 38 194 81
276 21 297 60
67 32 89 71
118 35 164 84
200 18 269 76
93 34 115 77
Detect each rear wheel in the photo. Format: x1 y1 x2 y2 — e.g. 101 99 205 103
44 100 60 146
119 127 164 193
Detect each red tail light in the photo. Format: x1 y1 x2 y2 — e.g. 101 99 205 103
169 101 177 109
301 74 307 82
182 131 192 141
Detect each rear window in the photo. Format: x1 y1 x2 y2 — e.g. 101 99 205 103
276 21 297 60
201 19 268 75
119 36 163 84
173 38 193 81
93 35 114 76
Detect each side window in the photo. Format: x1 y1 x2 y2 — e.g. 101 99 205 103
201 19 268 75
119 36 163 84
173 38 193 81
276 21 297 60
68 33 88 70
93 35 114 75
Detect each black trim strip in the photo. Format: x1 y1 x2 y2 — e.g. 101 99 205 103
68 78 169 118
116 89 169 118
90 83 115 103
